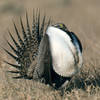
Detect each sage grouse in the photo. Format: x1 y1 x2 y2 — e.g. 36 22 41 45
4 11 83 89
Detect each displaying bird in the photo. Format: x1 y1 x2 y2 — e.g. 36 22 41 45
4 11 83 89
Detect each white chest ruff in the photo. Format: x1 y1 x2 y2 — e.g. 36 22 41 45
46 26 78 77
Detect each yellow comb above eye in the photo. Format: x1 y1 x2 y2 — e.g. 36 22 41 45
59 24 63 28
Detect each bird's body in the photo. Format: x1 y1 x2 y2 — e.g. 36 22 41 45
4 12 83 89
46 26 77 77
33 24 83 89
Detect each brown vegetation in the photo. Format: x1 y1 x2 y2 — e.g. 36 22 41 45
0 0 100 99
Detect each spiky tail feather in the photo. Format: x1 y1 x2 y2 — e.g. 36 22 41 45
4 10 51 79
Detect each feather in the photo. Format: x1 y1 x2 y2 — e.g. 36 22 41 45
4 60 21 70
3 48 18 62
13 21 24 48
6 40 19 56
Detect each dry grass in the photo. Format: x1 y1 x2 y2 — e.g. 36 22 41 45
0 0 100 100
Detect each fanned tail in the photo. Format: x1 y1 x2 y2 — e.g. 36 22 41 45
4 11 51 79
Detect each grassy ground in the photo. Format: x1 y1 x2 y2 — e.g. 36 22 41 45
0 0 100 99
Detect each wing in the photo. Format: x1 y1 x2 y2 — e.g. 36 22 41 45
33 34 52 85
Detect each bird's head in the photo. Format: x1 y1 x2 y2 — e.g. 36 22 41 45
52 23 68 33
